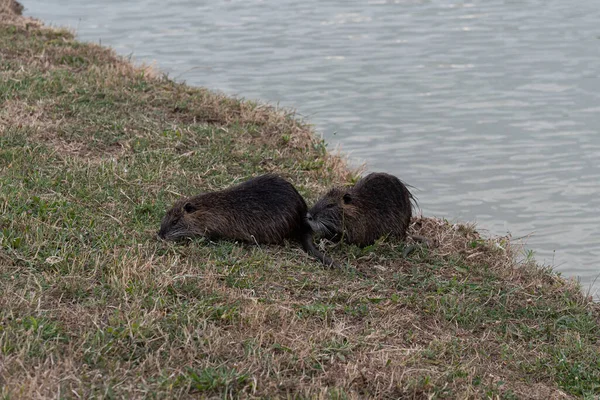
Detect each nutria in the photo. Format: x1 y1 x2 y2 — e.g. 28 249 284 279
3 0 24 15
158 174 337 267
307 172 415 247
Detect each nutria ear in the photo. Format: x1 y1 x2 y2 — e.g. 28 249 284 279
343 193 352 204
183 202 197 213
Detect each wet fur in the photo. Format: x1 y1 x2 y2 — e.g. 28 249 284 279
308 172 414 247
158 174 337 267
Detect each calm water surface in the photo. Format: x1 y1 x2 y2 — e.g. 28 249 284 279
24 0 600 296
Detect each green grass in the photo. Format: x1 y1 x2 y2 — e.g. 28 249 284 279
1 6 600 399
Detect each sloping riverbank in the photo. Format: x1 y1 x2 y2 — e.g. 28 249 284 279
1 2 599 398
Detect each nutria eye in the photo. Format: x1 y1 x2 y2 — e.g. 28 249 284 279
326 203 335 209
171 219 178 226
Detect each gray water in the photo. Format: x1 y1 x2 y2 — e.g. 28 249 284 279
24 0 600 296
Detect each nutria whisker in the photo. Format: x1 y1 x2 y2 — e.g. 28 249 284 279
318 222 330 235
320 221 338 237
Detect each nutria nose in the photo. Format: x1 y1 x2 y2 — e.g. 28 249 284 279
306 213 313 221
157 232 165 241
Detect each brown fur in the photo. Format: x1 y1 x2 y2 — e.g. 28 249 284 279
158 174 337 267
307 172 414 247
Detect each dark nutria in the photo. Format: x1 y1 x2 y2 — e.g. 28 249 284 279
158 174 337 267
307 172 415 247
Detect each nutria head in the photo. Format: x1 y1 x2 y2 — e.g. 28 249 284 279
308 173 413 246
157 198 208 241
306 187 358 240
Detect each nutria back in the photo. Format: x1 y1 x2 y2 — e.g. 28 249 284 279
158 174 336 267
307 172 413 247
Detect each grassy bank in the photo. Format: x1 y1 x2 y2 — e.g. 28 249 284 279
1 2 600 399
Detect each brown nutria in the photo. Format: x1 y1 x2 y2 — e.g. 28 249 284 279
307 172 415 247
158 174 337 267
3 1 24 15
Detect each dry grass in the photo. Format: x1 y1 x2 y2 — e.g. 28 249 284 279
1 3 600 399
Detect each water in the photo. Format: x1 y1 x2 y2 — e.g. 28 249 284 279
24 0 600 297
